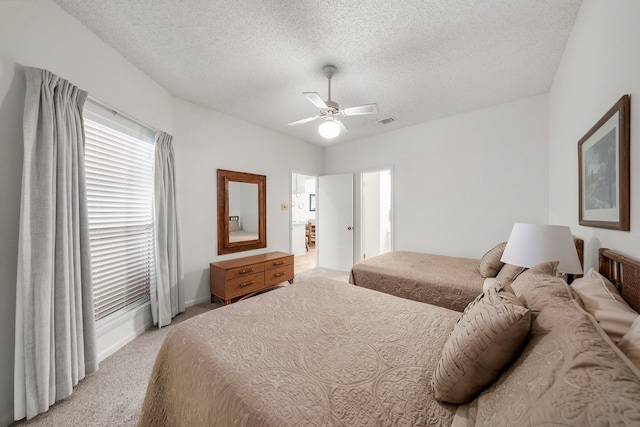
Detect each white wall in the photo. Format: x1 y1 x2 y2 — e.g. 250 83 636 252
548 0 640 270
0 1 173 424
172 98 323 306
324 95 550 261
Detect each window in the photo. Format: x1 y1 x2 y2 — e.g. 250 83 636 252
84 101 156 322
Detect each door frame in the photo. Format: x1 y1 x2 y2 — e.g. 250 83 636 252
289 169 318 256
360 167 394 261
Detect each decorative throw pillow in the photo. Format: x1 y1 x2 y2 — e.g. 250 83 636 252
432 285 531 404
478 242 507 278
510 261 558 295
619 316 640 370
495 263 525 286
508 262 575 313
482 277 498 293
518 276 575 314
483 277 514 294
571 268 638 343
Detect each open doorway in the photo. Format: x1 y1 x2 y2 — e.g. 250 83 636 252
291 172 317 273
361 169 392 260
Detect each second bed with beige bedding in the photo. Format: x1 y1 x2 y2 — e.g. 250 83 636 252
349 251 486 311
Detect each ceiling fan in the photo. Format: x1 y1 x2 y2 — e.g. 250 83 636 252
287 65 378 139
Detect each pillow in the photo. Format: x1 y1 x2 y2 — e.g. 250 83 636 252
471 300 640 425
482 277 498 293
619 316 640 369
510 260 558 294
431 285 531 404
571 268 638 343
483 277 514 294
495 263 525 286
517 276 575 314
478 242 507 278
509 262 574 313
229 219 240 232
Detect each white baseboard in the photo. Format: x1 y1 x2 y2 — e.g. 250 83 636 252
96 302 153 362
185 295 211 307
95 294 211 362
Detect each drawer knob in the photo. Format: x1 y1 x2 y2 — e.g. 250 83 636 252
239 268 254 274
273 261 285 266
239 280 255 287
273 272 285 278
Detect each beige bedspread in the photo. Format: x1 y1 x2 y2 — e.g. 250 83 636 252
229 230 259 243
138 277 460 427
350 251 484 311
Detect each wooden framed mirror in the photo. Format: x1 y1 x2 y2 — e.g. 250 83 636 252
217 169 267 255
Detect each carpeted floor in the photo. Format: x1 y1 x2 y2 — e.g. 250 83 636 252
12 267 349 427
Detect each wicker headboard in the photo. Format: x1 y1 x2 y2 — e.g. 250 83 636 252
574 237 584 273
599 248 640 313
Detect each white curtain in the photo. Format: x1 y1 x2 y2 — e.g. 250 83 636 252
14 67 98 420
151 132 184 327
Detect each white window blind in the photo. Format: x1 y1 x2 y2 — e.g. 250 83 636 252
84 105 156 322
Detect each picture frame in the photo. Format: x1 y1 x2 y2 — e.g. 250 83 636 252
578 94 630 231
309 194 316 212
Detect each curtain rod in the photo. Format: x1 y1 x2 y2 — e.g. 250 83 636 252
86 95 160 134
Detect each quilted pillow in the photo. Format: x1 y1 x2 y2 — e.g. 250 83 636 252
432 285 531 404
509 262 575 313
518 276 575 314
495 263 525 286
509 260 558 297
571 268 638 343
478 242 507 278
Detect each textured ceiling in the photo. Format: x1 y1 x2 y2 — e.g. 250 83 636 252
52 0 583 146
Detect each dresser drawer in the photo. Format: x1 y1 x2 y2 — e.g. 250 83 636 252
226 273 265 298
265 256 293 270
227 262 265 280
265 264 294 287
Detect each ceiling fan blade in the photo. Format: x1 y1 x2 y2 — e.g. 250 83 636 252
287 115 319 126
341 103 378 116
337 119 348 133
303 92 328 109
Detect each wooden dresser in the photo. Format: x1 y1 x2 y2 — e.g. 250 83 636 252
209 251 294 305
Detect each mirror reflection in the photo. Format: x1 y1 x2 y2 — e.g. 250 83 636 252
228 182 259 242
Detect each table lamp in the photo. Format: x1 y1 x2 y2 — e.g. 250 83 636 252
501 223 583 277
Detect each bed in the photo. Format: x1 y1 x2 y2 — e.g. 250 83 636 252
349 251 486 312
138 247 640 426
349 239 584 311
228 216 259 243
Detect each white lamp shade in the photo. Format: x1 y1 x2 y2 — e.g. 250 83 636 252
318 119 340 139
501 223 583 274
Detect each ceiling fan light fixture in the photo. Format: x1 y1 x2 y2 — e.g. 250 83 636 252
318 118 340 139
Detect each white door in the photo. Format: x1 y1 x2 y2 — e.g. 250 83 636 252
318 173 354 271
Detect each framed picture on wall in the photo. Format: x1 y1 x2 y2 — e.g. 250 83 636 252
578 94 630 231
309 194 316 212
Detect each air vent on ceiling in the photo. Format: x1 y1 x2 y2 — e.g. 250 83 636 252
377 117 396 125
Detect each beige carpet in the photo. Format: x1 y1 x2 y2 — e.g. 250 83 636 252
12 267 349 427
